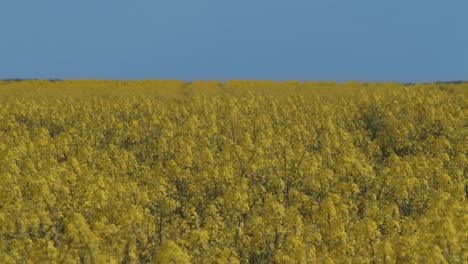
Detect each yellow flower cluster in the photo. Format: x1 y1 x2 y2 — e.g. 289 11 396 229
0 80 466 263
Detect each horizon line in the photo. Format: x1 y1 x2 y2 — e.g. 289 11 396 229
1 78 468 86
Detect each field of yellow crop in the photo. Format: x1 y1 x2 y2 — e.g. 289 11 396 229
0 80 467 263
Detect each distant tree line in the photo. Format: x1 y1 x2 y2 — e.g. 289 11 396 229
403 80 468 86
2 79 467 85
1 78 62 82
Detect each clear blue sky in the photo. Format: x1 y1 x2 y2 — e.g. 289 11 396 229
1 0 467 82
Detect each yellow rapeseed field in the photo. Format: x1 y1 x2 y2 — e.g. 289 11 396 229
0 80 467 263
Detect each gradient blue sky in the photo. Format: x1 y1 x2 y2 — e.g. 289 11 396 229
1 0 467 82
